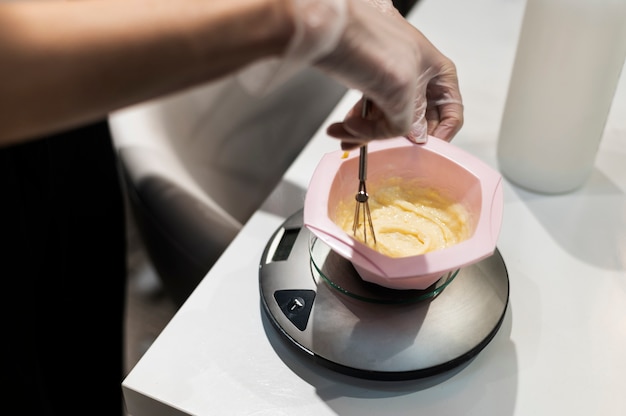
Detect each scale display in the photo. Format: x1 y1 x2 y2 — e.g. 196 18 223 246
259 210 509 380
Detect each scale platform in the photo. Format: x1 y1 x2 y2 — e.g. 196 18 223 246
259 210 509 381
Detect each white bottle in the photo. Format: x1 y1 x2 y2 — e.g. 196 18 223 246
497 0 626 194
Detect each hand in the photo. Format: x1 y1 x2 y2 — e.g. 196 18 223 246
317 0 463 147
238 0 463 147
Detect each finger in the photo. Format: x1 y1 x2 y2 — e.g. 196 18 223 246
326 122 358 139
424 105 440 137
326 123 370 150
431 102 464 142
406 117 428 144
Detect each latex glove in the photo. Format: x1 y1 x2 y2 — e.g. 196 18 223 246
238 0 347 94
239 0 463 145
320 0 463 146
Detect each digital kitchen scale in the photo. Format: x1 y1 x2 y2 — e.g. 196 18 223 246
259 209 509 381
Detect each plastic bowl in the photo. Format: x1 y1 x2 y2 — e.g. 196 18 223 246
303 136 503 290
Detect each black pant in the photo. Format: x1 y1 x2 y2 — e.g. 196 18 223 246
0 121 127 415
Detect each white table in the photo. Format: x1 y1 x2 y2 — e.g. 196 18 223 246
119 0 626 414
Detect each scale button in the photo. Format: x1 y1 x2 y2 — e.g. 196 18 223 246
289 297 305 311
274 290 316 331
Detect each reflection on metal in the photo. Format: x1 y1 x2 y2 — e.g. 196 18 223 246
259 210 509 380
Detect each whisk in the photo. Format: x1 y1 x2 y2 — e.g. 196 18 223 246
352 98 377 245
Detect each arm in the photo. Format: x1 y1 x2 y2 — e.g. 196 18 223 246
0 0 294 146
0 0 463 148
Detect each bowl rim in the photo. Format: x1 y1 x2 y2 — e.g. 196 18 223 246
303 136 503 282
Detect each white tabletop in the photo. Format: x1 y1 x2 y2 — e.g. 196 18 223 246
120 0 626 415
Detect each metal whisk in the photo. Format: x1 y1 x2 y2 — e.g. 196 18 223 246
352 98 376 245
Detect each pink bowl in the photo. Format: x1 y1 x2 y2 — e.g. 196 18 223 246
303 136 503 290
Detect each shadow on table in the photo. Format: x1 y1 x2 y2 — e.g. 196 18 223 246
508 167 626 271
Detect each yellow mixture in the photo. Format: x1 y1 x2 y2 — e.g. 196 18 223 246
335 177 470 257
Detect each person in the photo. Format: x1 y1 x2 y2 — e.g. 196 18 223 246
0 0 463 414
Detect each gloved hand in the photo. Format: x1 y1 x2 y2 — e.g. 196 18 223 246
321 0 464 147
239 0 463 146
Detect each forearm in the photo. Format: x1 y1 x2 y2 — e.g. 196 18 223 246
0 0 293 146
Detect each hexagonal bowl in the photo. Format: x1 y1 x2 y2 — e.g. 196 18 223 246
303 136 503 290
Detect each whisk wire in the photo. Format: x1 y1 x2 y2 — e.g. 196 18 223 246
352 98 377 245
